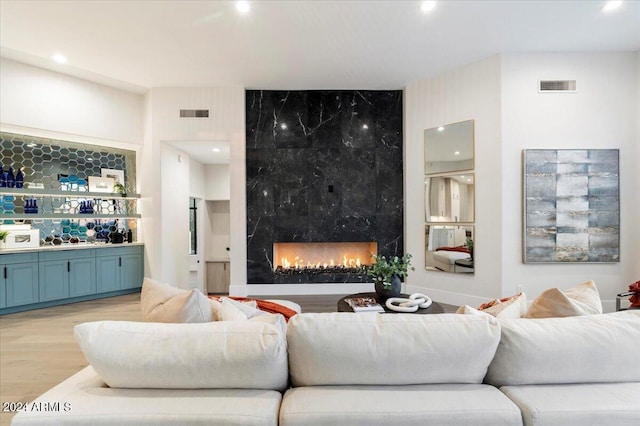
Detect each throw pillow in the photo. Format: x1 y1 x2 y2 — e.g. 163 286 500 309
525 280 602 318
220 297 266 321
140 277 213 323
467 292 527 319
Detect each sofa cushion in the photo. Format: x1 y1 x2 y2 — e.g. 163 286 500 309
287 313 500 386
279 384 522 426
140 277 213 323
525 280 602 318
74 319 288 390
486 310 640 386
11 366 282 426
500 382 640 426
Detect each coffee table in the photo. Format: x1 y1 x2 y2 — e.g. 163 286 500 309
337 292 444 314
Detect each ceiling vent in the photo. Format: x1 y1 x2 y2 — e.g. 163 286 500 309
180 109 210 118
538 80 577 93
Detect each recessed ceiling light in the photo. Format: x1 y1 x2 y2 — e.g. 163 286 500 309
362 124 369 130
212 148 221 153
602 1 623 12
280 123 287 130
437 126 444 132
461 175 465 178
236 1 250 14
52 53 67 64
421 1 437 13
454 151 460 155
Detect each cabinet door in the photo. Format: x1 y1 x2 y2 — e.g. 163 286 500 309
39 261 69 302
96 255 120 293
5 263 39 307
69 257 96 297
207 262 230 294
120 254 143 290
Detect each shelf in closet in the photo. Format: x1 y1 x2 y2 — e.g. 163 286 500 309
0 188 140 199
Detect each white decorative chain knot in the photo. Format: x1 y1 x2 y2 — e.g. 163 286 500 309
385 293 433 313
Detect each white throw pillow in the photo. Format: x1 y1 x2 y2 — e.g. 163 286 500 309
220 297 266 320
74 319 288 390
140 278 212 323
459 293 527 319
456 305 492 317
526 280 602 318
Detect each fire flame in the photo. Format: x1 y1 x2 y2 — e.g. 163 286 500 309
280 255 363 270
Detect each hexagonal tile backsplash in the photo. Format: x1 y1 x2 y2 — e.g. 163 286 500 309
1 132 138 243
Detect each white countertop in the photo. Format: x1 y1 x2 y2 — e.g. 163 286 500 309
0 242 144 254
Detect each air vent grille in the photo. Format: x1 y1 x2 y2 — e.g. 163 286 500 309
180 109 210 118
539 80 577 92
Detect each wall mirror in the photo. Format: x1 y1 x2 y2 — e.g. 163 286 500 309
425 225 474 273
424 120 474 175
425 174 474 222
424 119 475 274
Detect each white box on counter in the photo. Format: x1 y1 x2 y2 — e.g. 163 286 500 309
2 228 40 249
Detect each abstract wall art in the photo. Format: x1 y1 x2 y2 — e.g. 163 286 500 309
523 149 619 263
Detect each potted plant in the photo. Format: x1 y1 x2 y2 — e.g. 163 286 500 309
365 253 415 302
0 230 9 250
466 237 474 260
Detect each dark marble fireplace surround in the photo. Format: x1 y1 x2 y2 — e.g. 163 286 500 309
246 90 404 284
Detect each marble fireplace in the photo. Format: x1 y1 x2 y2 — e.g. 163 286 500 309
246 90 403 284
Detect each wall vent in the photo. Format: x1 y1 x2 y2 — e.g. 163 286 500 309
538 80 577 93
180 109 210 118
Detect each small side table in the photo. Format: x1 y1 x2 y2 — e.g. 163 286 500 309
454 258 474 273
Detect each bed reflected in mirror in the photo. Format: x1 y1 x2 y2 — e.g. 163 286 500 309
425 225 474 273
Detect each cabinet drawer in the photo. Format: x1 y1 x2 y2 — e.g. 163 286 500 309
1 252 39 264
95 245 143 257
39 249 94 262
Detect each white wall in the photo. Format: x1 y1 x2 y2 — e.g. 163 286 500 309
142 87 245 293
405 55 503 307
205 164 230 200
160 144 191 288
189 157 206 199
0 58 142 144
501 53 639 312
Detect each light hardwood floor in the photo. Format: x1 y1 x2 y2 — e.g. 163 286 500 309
0 293 456 425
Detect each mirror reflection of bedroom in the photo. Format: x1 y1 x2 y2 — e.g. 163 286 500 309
424 120 475 274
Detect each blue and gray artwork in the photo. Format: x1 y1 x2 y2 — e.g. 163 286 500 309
524 149 619 263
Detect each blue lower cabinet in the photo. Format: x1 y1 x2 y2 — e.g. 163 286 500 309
39 260 69 302
121 253 143 290
5 262 39 307
69 257 96 297
96 255 120 293
1 245 143 314
96 246 144 291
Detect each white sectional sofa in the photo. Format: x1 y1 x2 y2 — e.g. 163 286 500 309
12 311 640 426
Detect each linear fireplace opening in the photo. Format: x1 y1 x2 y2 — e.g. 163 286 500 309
273 242 378 275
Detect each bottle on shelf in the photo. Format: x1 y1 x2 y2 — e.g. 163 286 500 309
7 168 15 188
15 168 24 188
